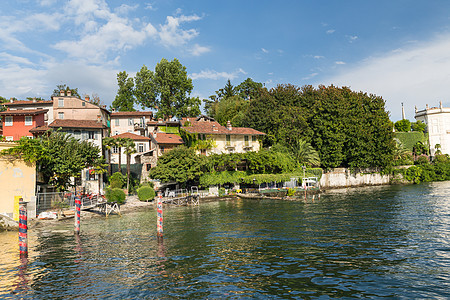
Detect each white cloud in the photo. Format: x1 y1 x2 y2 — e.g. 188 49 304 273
190 44 211 56
321 34 450 120
145 3 156 11
261 48 269 53
302 72 318 80
326 29 335 34
335 61 346 65
0 52 34 66
190 68 246 80
159 14 201 47
115 4 139 15
314 55 324 59
348 35 358 42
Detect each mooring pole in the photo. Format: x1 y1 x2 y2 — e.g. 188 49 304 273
74 197 81 234
157 192 163 240
18 200 28 257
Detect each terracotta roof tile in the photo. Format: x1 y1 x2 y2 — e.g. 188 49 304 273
181 119 265 136
49 119 107 129
0 109 48 116
29 125 51 133
153 132 184 145
110 132 151 141
3 100 53 106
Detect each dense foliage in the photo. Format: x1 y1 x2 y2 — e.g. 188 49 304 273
240 84 395 169
1 131 101 190
137 186 156 201
399 155 450 184
109 172 125 189
105 188 126 204
394 119 411 132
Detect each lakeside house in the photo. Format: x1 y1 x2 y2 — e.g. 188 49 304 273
110 110 154 137
180 115 265 155
415 102 450 156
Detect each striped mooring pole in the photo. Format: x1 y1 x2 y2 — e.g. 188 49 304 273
74 197 81 234
157 192 163 240
18 200 28 257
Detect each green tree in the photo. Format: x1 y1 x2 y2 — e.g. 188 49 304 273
411 120 426 132
112 71 135 111
148 146 205 185
394 119 411 132
52 84 80 98
114 137 127 174
288 139 320 167
0 96 7 112
235 78 263 99
213 95 249 126
102 137 117 176
134 58 195 119
1 131 101 191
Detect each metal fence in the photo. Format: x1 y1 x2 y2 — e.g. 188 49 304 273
36 192 101 215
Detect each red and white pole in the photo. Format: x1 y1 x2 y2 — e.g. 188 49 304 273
74 197 81 234
157 192 163 240
18 200 28 257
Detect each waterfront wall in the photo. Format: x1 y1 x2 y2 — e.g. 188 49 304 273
319 168 391 189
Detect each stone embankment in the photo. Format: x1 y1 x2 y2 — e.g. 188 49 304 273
319 168 392 189
0 214 18 231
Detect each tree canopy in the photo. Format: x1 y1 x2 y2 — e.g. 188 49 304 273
1 131 102 191
52 84 80 98
134 58 196 119
112 71 135 111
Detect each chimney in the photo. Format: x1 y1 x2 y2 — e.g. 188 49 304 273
212 124 218 131
85 95 90 102
32 97 36 103
440 101 443 109
226 120 232 130
67 90 72 97
97 115 101 123
60 90 65 96
112 108 116 112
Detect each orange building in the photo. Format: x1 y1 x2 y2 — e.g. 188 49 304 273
0 109 48 141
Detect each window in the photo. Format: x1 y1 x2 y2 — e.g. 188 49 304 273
160 146 165 153
244 135 249 146
86 169 97 181
114 131 119 136
112 146 119 154
128 118 133 126
138 143 145 153
5 136 13 141
146 164 152 171
5 116 13 126
252 135 257 142
115 119 120 126
226 135 231 146
58 112 64 119
58 98 64 107
74 130 81 139
82 102 85 107
25 116 33 126
88 131 95 139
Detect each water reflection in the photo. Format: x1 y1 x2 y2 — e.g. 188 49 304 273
0 183 449 298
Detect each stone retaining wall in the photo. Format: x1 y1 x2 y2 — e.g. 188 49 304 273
319 168 391 189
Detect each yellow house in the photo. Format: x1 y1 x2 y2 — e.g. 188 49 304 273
0 142 36 220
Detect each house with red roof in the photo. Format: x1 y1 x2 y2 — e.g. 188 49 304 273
181 115 265 155
0 108 48 141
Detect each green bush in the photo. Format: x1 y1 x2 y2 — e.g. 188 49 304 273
109 172 125 189
286 188 295 197
137 186 156 202
394 119 411 132
414 155 430 165
105 188 126 204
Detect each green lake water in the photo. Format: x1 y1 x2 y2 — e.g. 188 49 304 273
1 182 449 299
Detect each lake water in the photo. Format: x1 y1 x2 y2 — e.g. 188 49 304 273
1 182 450 299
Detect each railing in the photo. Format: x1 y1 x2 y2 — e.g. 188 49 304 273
36 192 102 215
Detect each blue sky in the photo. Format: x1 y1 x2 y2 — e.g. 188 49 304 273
2 0 450 121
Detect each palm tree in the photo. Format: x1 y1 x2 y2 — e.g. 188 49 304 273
115 137 126 174
102 137 115 176
123 138 137 193
289 138 320 167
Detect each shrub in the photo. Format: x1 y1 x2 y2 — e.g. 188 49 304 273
394 119 411 132
105 188 126 204
286 188 295 197
415 155 429 165
109 172 125 189
137 186 156 202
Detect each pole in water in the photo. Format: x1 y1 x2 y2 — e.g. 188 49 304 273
157 192 163 240
18 199 28 257
74 197 81 234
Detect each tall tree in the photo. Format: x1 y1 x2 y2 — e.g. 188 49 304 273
1 131 101 191
102 137 116 176
112 71 135 111
115 137 127 174
235 78 263 99
0 96 7 112
52 84 80 98
134 58 194 119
